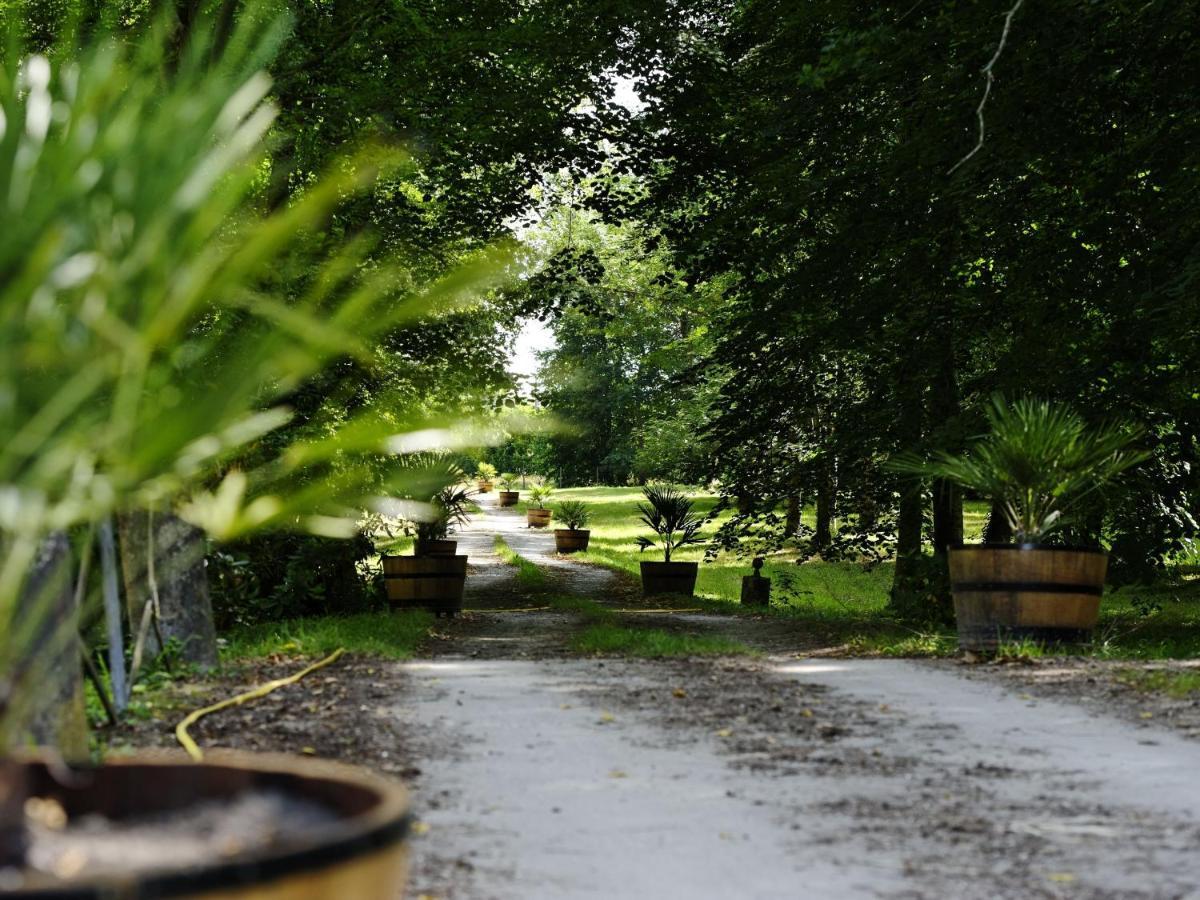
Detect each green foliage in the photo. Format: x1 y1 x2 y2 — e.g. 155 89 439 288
476 462 498 481
208 532 381 630
891 397 1148 544
498 473 518 491
555 500 591 531
527 484 554 509
635 486 707 562
412 484 473 542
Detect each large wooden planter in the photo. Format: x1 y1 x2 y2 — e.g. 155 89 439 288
498 491 519 508
948 544 1107 650
6 752 410 898
413 539 457 557
476 480 493 494
554 529 590 554
526 508 551 528
383 553 467 618
640 561 699 598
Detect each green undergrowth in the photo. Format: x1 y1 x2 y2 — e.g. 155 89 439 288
572 623 754 658
493 535 547 587
223 610 434 660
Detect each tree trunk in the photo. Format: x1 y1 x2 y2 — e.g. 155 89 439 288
890 485 925 595
931 478 963 553
982 500 1013 544
814 477 833 551
118 510 218 670
784 495 801 537
16 533 87 756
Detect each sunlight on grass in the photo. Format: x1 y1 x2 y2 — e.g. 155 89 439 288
1114 668 1200 697
224 611 433 660
572 623 754 658
493 535 547 587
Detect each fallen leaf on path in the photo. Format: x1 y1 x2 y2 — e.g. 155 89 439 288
412 821 431 836
598 712 615 724
800 708 814 718
673 687 688 698
560 703 573 710
300 746 316 755
1140 711 1154 719
715 728 733 738
1047 873 1076 883
609 769 628 779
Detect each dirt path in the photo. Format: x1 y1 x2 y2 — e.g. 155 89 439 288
397 496 1200 899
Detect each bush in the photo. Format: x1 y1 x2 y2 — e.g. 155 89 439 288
208 532 383 630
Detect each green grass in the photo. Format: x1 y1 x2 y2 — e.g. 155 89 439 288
572 623 754 658
223 610 434 660
1114 667 1200 697
493 535 547 587
548 594 616 622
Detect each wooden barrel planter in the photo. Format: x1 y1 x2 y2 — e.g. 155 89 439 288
476 480 493 493
413 539 457 557
949 544 1107 650
498 491 519 508
554 529 590 553
640 561 699 598
526 508 551 528
6 751 410 898
382 553 467 618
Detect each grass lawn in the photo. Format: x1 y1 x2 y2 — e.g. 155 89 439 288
223 610 434 660
544 486 1200 659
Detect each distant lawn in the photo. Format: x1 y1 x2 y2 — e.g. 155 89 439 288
224 610 433 660
549 486 1200 659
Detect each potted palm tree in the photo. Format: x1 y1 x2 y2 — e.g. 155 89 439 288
526 484 554 528
892 396 1147 650
475 462 498 493
554 501 592 553
498 474 520 507
384 486 471 617
0 10 474 893
636 486 707 597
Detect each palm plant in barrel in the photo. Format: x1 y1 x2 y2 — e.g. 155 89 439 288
498 473 520 507
554 500 592 553
891 396 1147 650
636 486 707 597
476 462 498 493
0 6 505 891
526 484 554 528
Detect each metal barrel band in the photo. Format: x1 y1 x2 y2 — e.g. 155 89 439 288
951 581 1103 596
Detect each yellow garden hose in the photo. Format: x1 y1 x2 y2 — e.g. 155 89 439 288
175 648 346 761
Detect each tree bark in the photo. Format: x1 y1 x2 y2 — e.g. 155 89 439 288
982 500 1013 544
784 495 801 537
931 478 963 553
814 476 833 551
890 485 925 593
118 510 218 670
16 533 87 756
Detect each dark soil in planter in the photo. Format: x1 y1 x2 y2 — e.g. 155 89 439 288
24 789 337 881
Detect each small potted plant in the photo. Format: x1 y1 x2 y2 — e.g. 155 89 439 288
526 484 554 527
554 500 592 553
475 462 497 493
498 473 520 507
636 486 707 597
891 396 1147 650
384 485 472 617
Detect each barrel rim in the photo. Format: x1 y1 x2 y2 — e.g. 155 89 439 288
949 543 1108 556
14 751 410 899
